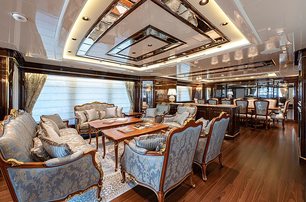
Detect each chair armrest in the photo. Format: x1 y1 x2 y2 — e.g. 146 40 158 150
45 151 83 167
4 150 103 202
125 140 148 155
145 151 164 156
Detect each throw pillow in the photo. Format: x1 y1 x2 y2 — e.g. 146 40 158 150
85 109 99 122
30 137 51 161
75 111 87 124
204 121 212 135
117 107 123 117
134 134 166 151
105 107 117 118
145 108 157 118
42 119 60 135
173 111 190 125
99 110 106 119
39 136 73 158
41 114 66 129
40 122 60 139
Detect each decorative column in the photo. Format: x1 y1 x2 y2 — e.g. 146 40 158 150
0 56 9 119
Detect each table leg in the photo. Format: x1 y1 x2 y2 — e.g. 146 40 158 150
114 141 119 172
89 126 92 144
102 133 106 159
95 131 99 150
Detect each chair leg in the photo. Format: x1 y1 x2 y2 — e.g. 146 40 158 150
218 153 223 167
188 173 196 188
282 120 285 129
201 164 208 181
121 170 126 183
157 191 165 202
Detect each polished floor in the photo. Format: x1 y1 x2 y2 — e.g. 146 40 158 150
0 122 305 202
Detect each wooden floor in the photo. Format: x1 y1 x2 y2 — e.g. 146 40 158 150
1 122 305 202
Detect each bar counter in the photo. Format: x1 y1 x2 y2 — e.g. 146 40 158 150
170 103 240 138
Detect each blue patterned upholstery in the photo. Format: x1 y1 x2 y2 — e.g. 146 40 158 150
156 103 170 115
121 121 202 200
194 114 230 181
8 154 101 202
0 111 103 202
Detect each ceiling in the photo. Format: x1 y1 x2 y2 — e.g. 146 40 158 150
0 0 305 83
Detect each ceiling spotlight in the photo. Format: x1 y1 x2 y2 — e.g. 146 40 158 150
221 22 228 26
11 12 27 22
217 46 222 48
199 0 209 6
82 16 90 21
68 50 72 53
72 38 77 41
132 52 136 54
147 44 152 47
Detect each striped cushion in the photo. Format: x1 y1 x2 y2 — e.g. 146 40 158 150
39 137 72 158
134 134 166 151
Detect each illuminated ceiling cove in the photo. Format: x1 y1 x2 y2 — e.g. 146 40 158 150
64 0 249 70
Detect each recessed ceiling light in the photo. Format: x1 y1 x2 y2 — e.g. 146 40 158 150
147 44 152 47
82 16 90 21
199 0 209 6
72 38 77 41
68 50 72 53
132 52 136 54
11 12 27 22
217 46 222 48
221 22 228 26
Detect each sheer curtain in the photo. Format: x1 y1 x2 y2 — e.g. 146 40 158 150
125 81 135 112
24 73 47 113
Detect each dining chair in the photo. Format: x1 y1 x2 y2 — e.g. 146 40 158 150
235 100 250 125
221 99 231 105
208 99 218 105
254 100 271 129
271 100 290 129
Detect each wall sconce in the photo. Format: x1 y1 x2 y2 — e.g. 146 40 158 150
168 88 177 102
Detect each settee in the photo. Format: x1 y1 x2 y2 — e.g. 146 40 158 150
0 111 103 202
74 101 124 135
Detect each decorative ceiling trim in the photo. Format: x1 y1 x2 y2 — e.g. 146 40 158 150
170 60 276 78
106 25 185 61
75 0 229 67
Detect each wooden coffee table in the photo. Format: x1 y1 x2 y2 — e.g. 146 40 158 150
103 123 168 171
88 117 142 151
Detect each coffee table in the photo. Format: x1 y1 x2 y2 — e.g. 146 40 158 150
88 117 142 151
103 123 168 171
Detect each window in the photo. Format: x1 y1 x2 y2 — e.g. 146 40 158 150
176 86 192 101
32 75 132 121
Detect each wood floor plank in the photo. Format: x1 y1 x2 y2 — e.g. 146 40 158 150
0 123 305 202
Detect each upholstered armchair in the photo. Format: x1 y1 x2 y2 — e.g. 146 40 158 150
254 100 271 129
142 103 170 123
142 107 158 123
0 111 103 202
120 120 202 202
163 105 197 129
194 113 230 181
156 103 170 116
221 99 232 105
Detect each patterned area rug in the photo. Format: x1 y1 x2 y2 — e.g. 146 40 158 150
89 137 137 202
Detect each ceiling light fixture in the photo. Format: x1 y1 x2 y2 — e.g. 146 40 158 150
72 38 77 41
10 12 27 22
199 0 209 6
211 56 218 65
82 16 90 21
222 53 230 63
147 44 152 47
221 22 228 26
68 50 72 53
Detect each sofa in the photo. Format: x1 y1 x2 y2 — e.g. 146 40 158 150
0 110 103 202
74 101 124 135
163 104 197 129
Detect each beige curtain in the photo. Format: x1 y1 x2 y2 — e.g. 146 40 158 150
24 73 47 113
125 81 135 112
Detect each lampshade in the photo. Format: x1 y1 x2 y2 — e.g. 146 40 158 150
168 88 177 96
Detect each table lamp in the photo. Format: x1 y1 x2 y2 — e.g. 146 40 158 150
168 88 177 102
